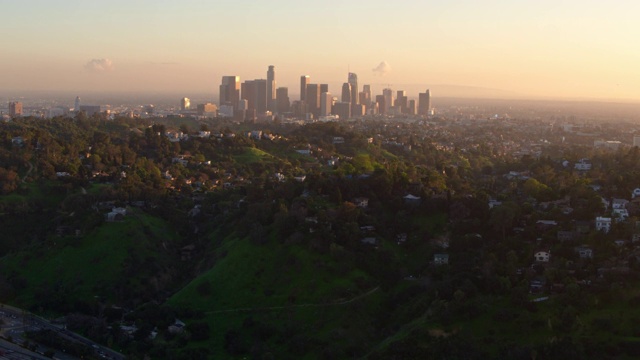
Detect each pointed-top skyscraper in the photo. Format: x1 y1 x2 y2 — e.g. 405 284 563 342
348 72 358 109
267 65 276 111
341 83 352 103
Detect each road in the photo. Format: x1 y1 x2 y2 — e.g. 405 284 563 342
20 161 34 184
0 304 125 360
205 286 380 314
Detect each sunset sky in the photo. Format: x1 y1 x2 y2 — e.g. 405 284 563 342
2 0 639 101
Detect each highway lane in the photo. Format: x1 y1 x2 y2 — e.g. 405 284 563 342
0 304 124 360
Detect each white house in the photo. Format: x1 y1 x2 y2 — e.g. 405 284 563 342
632 188 640 199
612 198 629 210
612 208 629 221
403 194 422 206
574 159 592 171
534 251 550 262
106 207 127 222
488 199 502 209
595 217 612 233
612 198 629 221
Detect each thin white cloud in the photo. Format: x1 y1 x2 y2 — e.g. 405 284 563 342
372 61 391 76
85 58 114 72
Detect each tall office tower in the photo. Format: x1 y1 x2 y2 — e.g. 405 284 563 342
352 104 365 117
291 101 307 117
320 92 332 116
395 90 408 113
300 75 310 101
341 83 352 103
334 102 351 120
408 99 417 115
220 76 240 109
180 97 190 110
241 79 268 113
418 89 431 116
254 79 268 113
382 88 393 114
276 87 290 113
359 91 370 108
361 84 372 110
348 73 358 109
363 84 371 98
320 84 329 94
306 83 321 118
74 96 81 112
267 65 276 111
375 95 386 115
9 102 23 117
241 81 255 111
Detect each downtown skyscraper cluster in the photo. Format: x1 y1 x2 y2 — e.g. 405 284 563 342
218 66 431 122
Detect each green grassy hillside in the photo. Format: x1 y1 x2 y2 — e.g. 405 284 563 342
168 232 385 358
0 208 180 312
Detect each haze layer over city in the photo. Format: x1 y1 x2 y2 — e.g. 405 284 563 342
2 0 640 104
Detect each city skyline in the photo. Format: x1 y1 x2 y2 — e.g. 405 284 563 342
2 1 640 102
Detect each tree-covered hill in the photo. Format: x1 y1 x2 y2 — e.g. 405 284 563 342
3 115 640 358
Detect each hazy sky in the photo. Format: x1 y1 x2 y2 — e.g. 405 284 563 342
2 0 640 101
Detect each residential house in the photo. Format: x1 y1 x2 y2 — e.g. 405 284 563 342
434 253 449 265
360 225 375 233
614 239 627 247
172 156 188 166
612 198 629 221
536 220 558 232
181 245 196 261
595 217 612 233
534 251 550 262
11 137 24 147
396 233 407 245
574 159 592 171
403 194 422 206
249 130 262 140
575 245 593 259
529 277 547 294
166 131 188 142
106 207 127 222
361 237 377 245
353 197 369 208
168 320 186 334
